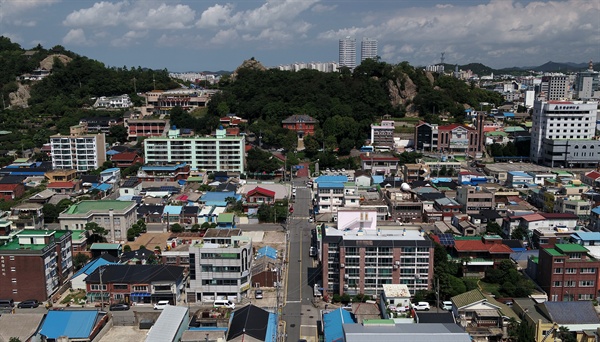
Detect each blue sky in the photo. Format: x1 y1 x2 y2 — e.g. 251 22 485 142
1 0 598 72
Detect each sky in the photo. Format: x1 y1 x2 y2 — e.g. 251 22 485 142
1 0 599 72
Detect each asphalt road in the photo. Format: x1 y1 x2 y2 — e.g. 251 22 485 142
282 179 313 342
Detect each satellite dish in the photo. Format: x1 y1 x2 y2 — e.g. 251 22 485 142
400 183 411 192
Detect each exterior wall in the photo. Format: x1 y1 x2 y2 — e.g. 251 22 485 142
125 119 168 140
456 186 495 214
144 134 245 172
59 205 138 243
0 254 48 301
316 187 344 213
50 133 106 172
0 184 25 201
371 121 395 148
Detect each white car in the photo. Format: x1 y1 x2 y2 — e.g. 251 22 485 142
153 300 170 310
388 305 408 312
412 302 431 311
441 301 453 311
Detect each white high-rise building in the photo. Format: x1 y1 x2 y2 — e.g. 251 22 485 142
50 127 106 172
339 37 356 70
546 75 570 101
361 38 378 62
530 100 600 167
575 60 600 100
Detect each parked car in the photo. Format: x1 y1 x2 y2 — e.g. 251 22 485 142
388 305 408 312
153 300 170 310
0 299 14 308
110 303 130 311
17 299 39 308
309 246 317 257
308 217 313 223
412 302 431 311
255 289 263 299
441 301 453 311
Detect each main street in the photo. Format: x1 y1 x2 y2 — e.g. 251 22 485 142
282 178 317 342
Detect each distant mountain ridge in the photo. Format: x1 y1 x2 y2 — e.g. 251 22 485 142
441 61 598 76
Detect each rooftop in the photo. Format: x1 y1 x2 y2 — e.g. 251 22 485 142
65 200 135 215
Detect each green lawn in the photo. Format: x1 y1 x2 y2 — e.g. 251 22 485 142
478 281 500 294
190 107 208 118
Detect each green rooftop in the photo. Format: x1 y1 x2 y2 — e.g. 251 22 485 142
90 243 121 250
545 248 565 257
218 213 235 222
17 230 54 236
71 230 87 241
555 243 589 253
66 200 134 215
363 319 395 325
0 239 47 251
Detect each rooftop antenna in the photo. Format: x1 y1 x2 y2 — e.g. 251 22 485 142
440 52 445 65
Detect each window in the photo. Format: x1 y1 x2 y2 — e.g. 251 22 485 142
91 284 107 291
113 284 128 290
553 281 561 287
554 258 564 263
554 268 562 274
579 294 594 300
9 256 14 261
570 253 581 259
579 280 594 287
564 280 576 287
11 278 16 284
580 268 596 274
10 267 15 272
132 285 147 292
565 268 576 274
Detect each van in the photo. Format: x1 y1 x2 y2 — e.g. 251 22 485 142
213 299 235 309
0 299 14 308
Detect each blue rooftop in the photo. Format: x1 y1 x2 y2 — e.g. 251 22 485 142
508 171 532 177
201 191 240 206
40 310 100 339
592 207 600 215
318 182 344 189
571 231 600 242
372 175 385 184
73 257 119 278
92 183 112 191
257 246 278 260
163 205 183 215
141 163 187 171
503 112 515 117
106 150 121 155
100 168 120 174
323 308 355 342
315 175 348 183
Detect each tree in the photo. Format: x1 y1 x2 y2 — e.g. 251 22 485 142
557 326 576 342
9 338 22 342
85 222 108 242
123 244 132 252
486 222 502 236
73 253 90 270
109 125 128 144
191 224 200 232
170 223 184 233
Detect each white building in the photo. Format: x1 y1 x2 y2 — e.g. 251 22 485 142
530 100 600 167
339 37 356 70
575 61 600 100
188 229 252 303
546 75 570 101
361 38 378 62
93 94 132 108
144 127 245 172
49 130 106 172
370 120 395 148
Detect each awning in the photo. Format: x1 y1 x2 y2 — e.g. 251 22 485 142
131 292 151 297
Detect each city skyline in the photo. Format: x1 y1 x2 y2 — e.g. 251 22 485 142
1 0 598 72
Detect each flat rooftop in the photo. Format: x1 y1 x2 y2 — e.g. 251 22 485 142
0 239 47 251
65 200 135 214
204 229 241 238
485 163 551 173
325 226 427 241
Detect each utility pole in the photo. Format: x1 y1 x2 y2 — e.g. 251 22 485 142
99 265 106 310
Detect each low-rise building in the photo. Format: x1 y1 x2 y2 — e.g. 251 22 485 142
8 202 44 230
282 114 318 138
359 154 399 176
370 120 395 148
59 200 137 242
188 229 252 303
124 118 169 141
456 185 495 214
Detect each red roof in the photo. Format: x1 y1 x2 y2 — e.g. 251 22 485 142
540 213 578 220
0 183 21 191
359 154 399 161
111 152 139 161
585 171 600 180
245 145 253 152
454 240 512 254
47 181 76 188
438 124 474 131
247 187 276 198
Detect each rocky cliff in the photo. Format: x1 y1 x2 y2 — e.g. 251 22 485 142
387 71 435 117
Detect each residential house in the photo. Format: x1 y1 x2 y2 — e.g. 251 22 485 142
245 186 276 214
100 168 121 184
71 254 120 290
581 170 600 187
0 313 45 342
590 207 600 232
182 206 200 226
570 231 600 247
39 310 109 342
0 230 73 301
188 229 252 303
0 183 25 201
111 151 144 168
146 305 190 342
402 163 430 183
47 181 80 195
506 171 534 188
453 236 513 276
119 177 142 198
226 305 278 342
354 171 372 187
120 247 156 265
281 114 318 138
536 243 600 301
59 200 138 242
341 323 471 342
200 191 240 207
359 154 399 176
136 163 190 182
45 168 77 183
512 299 600 342
251 256 281 289
85 264 185 305
450 289 518 341
163 205 183 226
137 204 165 223
90 243 122 259
80 116 124 131
381 284 411 310
8 202 44 230
433 197 462 221
217 213 235 229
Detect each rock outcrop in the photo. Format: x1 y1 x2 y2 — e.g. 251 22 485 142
231 58 267 80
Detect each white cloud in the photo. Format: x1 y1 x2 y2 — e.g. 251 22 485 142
111 30 148 47
196 4 233 28
63 1 126 27
128 3 196 30
318 0 599 67
0 0 58 25
311 4 337 13
210 29 239 45
63 28 91 46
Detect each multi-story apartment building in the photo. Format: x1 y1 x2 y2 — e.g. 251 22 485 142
124 118 169 141
144 127 245 172
315 181 345 215
136 163 190 182
370 120 395 148
321 211 434 296
456 185 495 214
537 243 599 301
0 230 73 301
530 100 600 167
49 129 106 172
58 200 137 243
339 37 356 70
543 75 570 101
575 61 600 100
360 38 378 62
188 229 252 303
359 154 399 176
281 115 318 138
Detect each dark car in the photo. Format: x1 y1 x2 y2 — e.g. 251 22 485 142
109 303 130 311
17 299 39 308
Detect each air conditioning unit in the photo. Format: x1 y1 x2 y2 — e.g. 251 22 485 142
395 261 400 266
344 274 349 279
393 265 398 269
340 263 345 268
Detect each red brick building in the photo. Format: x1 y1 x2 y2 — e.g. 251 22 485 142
282 115 318 138
245 187 276 213
0 183 25 201
537 243 600 301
